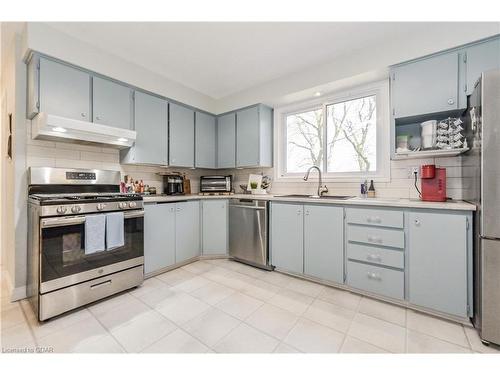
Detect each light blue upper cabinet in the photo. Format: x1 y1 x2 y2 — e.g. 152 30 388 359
217 113 236 168
304 205 344 284
408 210 470 317
169 103 195 168
465 37 500 95
236 105 273 168
195 112 216 169
121 91 168 165
144 203 176 275
201 200 228 256
38 57 91 121
392 52 461 118
92 76 133 129
175 201 200 263
270 203 304 274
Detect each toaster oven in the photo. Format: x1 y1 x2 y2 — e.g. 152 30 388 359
200 175 232 193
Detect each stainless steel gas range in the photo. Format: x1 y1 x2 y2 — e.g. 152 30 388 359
27 167 144 321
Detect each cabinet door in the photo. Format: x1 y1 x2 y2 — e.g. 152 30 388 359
236 106 260 167
408 211 468 317
169 103 195 167
195 112 216 168
202 200 228 255
130 92 168 165
217 113 236 168
270 203 303 274
144 203 176 275
304 205 344 284
393 52 460 118
92 77 133 129
466 38 500 95
175 201 200 263
39 57 91 121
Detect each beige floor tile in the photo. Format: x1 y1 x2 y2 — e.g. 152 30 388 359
93 298 151 331
407 329 471 353
318 287 361 311
155 292 211 325
259 271 294 288
190 281 236 306
37 316 108 353
203 259 232 268
130 277 167 298
274 342 301 353
181 261 215 275
268 289 314 315
1 303 27 330
171 275 211 293
348 313 406 353
156 267 197 286
358 297 406 327
232 263 269 279
142 328 210 353
303 299 356 333
406 310 469 348
340 336 388 353
245 303 299 340
30 308 94 340
284 318 345 353
183 307 240 347
240 279 281 302
286 278 325 298
1 321 36 350
463 326 500 353
134 284 177 309
216 292 263 320
70 334 125 353
203 270 249 290
110 310 177 352
213 323 279 353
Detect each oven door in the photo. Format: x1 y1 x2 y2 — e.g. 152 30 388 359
39 210 144 293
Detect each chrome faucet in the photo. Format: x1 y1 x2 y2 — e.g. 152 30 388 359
303 166 328 198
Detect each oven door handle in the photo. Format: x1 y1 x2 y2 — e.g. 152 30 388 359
40 210 144 228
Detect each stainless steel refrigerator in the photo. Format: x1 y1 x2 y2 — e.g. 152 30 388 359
463 69 500 345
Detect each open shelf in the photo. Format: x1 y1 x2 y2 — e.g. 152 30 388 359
392 148 469 160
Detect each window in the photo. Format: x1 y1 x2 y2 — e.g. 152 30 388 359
276 80 390 181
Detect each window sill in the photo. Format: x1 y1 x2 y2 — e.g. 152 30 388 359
274 174 391 183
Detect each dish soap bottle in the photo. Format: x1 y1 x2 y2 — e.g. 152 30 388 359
367 180 376 198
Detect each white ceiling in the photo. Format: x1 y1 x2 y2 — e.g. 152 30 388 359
44 22 475 100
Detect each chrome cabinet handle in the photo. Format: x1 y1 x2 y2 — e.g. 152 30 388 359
297 210 302 215
81 112 86 118
367 216 381 224
367 272 381 280
367 254 382 262
414 219 420 226
305 210 310 216
96 115 101 121
448 98 455 105
367 236 382 244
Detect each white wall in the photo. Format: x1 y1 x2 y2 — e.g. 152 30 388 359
24 23 218 113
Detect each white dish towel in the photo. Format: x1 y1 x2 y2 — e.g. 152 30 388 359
85 214 106 255
106 212 125 250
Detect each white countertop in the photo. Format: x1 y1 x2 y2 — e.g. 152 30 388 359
143 193 476 211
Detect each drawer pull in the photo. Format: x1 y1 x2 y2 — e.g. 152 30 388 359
367 216 382 224
367 254 382 262
366 272 382 281
90 280 112 290
367 236 383 244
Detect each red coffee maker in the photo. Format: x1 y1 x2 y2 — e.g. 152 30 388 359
420 164 447 202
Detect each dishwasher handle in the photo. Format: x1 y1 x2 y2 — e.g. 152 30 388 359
229 205 266 210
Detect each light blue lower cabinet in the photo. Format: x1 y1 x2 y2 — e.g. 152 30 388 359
347 261 405 300
175 201 201 263
304 205 344 284
144 203 176 275
408 210 470 317
270 203 304 274
201 200 228 256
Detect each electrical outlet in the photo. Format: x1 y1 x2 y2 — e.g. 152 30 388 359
407 166 419 178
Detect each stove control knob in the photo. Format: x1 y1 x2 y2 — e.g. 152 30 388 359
96 203 106 211
71 206 82 214
129 201 137 208
56 206 67 214
118 202 128 209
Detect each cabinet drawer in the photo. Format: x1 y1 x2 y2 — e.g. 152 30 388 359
347 261 404 300
347 243 404 269
345 208 403 228
347 225 404 249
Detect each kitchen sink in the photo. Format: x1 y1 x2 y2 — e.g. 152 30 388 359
275 194 354 200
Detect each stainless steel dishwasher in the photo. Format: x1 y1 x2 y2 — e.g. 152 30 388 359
229 199 273 270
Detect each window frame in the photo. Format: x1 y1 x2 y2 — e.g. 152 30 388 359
274 80 391 183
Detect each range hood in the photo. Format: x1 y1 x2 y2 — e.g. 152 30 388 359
31 112 136 149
